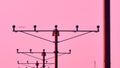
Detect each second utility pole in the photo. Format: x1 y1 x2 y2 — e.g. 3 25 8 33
53 25 59 68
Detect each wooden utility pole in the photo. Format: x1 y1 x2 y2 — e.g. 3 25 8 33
104 0 111 68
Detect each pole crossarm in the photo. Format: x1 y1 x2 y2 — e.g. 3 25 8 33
17 49 71 60
12 25 100 43
57 49 71 54
17 49 54 54
12 25 100 33
17 61 54 65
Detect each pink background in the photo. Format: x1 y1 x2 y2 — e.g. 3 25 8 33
0 0 119 68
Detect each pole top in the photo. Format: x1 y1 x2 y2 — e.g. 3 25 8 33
12 25 16 32
12 25 15 28
34 25 37 27
76 25 79 28
43 49 45 51
97 25 100 28
55 25 58 29
97 25 100 32
76 25 79 31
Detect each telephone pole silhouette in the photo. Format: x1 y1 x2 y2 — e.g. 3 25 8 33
13 25 99 68
17 49 56 68
104 0 111 68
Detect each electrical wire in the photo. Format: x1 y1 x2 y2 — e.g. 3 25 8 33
20 64 34 68
21 32 54 43
46 53 68 60
58 32 92 43
21 53 43 61
45 63 54 67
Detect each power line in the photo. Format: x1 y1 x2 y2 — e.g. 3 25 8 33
21 32 54 43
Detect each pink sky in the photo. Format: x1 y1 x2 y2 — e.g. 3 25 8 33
0 0 119 68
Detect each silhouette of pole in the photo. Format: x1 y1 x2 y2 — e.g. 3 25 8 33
52 25 59 68
42 49 46 68
104 0 111 68
36 61 39 68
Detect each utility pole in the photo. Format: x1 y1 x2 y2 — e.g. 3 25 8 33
16 49 55 68
42 49 46 68
104 0 111 68
52 25 59 68
13 25 99 68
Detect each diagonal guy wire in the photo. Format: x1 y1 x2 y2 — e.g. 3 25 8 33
45 63 54 67
46 54 67 60
20 31 92 43
21 32 54 43
20 64 34 68
58 32 92 43
21 53 43 61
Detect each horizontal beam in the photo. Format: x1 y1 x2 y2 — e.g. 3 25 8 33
13 30 99 32
17 49 71 54
17 61 54 64
58 49 71 54
17 49 54 54
12 25 100 32
17 52 54 54
18 63 54 64
17 62 54 64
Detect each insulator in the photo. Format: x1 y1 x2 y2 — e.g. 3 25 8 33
76 25 79 31
97 25 100 32
34 25 37 31
12 25 16 31
17 49 19 53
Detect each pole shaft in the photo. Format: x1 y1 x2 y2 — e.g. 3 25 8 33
43 49 46 68
54 29 58 68
104 0 111 68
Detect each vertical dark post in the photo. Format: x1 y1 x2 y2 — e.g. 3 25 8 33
53 25 59 68
12 25 15 32
104 0 111 68
42 49 46 68
36 61 39 68
34 25 37 31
